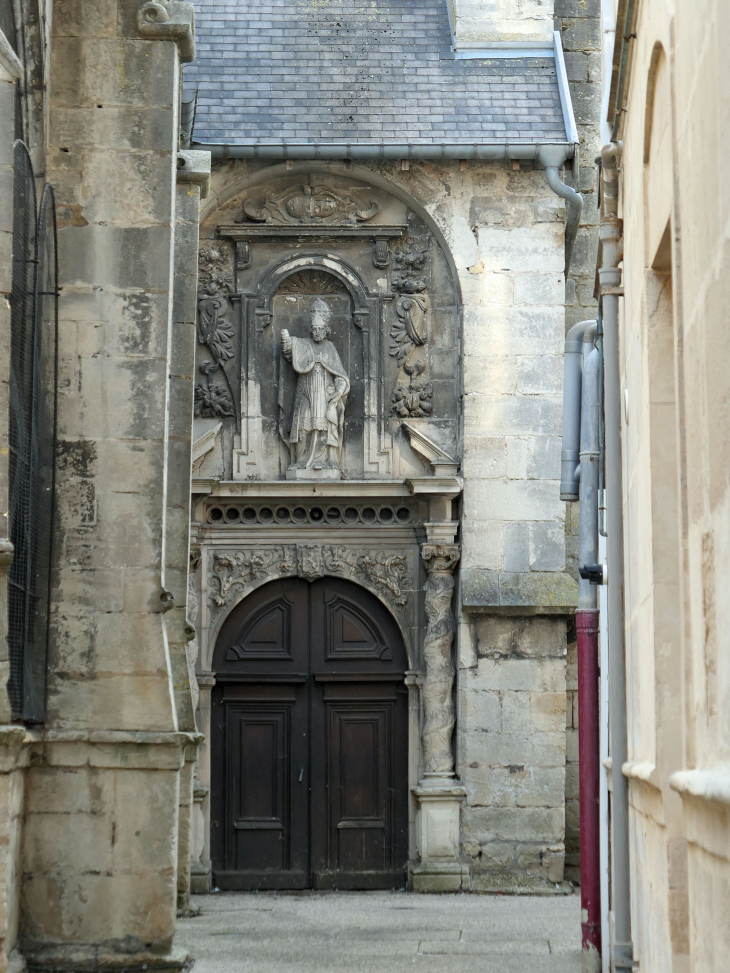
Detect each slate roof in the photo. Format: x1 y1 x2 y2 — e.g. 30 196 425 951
186 0 569 150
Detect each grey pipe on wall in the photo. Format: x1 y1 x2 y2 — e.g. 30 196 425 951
560 320 595 501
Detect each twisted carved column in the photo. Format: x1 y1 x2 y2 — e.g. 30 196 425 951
420 543 460 777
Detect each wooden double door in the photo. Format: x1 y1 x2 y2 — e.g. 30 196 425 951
211 577 408 890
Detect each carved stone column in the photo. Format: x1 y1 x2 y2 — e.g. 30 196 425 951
412 537 467 892
421 543 460 776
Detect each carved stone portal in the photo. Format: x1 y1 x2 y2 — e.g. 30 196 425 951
280 298 349 480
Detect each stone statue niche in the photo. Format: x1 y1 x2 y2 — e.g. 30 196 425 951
280 299 349 479
270 273 363 480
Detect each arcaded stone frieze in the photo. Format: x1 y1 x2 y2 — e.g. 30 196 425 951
421 543 460 776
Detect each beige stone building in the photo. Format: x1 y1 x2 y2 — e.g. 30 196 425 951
594 0 730 971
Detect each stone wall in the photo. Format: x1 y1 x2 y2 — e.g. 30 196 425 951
14 1 201 968
608 0 730 968
449 0 554 45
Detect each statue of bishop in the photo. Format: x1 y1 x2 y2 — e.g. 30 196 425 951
281 298 349 478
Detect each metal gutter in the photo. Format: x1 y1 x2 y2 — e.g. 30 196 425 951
192 142 575 162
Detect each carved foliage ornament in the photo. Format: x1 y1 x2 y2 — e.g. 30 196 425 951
238 182 379 226
388 240 434 417
209 545 414 611
197 245 236 419
391 241 428 294
391 359 433 419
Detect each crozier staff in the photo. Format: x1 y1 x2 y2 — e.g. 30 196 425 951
281 299 350 471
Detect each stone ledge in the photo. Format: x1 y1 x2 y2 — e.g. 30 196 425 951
177 150 211 198
670 765 730 807
0 725 40 773
23 942 191 973
28 730 203 770
411 861 470 893
462 568 578 613
470 872 574 895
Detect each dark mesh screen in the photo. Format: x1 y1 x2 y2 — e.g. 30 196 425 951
7 144 58 722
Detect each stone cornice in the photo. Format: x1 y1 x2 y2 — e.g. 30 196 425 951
137 1 195 63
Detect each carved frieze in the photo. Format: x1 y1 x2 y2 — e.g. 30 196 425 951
208 544 415 616
238 181 380 226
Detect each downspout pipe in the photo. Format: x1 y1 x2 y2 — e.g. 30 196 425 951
539 145 584 276
598 141 634 973
577 330 602 973
560 320 595 501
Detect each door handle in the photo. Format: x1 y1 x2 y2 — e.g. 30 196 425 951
298 767 304 782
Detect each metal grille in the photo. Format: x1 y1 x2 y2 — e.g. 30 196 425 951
7 143 58 722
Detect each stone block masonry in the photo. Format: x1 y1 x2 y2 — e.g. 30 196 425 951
15 1 200 970
458 617 568 889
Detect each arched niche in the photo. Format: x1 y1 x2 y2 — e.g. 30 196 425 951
195 165 462 483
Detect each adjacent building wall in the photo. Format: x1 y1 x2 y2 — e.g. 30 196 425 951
603 0 730 970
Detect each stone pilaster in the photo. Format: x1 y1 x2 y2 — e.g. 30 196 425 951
18 2 197 969
412 534 468 891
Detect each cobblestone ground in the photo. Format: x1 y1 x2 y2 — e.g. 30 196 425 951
177 891 582 973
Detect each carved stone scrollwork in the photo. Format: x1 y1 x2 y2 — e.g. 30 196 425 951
137 1 195 62
372 238 390 269
391 241 428 294
238 180 380 226
196 245 236 420
235 241 252 271
209 544 414 616
389 295 428 366
389 240 434 418
420 543 460 776
392 359 433 418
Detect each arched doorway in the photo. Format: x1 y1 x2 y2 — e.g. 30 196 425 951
211 576 409 890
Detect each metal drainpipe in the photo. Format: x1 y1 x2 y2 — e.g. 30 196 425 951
598 141 634 973
577 327 601 973
539 145 584 276
561 320 595 501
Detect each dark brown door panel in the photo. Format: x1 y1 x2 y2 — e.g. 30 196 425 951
212 576 407 890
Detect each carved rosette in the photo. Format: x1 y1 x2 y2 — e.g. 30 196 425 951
208 544 414 618
420 543 460 776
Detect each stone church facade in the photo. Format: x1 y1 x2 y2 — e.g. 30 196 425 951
185 0 601 895
0 0 601 970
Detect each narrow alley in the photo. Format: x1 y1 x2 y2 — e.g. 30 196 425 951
176 892 582 973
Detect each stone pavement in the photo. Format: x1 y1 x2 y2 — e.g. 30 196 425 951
177 891 582 973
